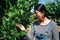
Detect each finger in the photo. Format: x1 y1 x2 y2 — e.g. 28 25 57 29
15 23 22 27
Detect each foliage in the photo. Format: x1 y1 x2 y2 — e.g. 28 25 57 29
46 0 60 21
0 0 38 40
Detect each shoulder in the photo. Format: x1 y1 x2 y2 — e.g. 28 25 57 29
50 21 58 30
50 21 57 26
31 21 39 28
33 21 39 26
48 21 57 30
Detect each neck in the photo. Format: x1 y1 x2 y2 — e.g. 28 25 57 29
39 17 47 23
38 17 50 25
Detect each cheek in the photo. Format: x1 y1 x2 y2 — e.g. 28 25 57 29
37 13 42 17
34 14 39 17
34 13 43 18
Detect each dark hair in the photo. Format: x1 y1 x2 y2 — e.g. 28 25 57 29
34 4 47 17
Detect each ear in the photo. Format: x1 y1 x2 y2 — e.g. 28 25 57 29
42 11 45 13
42 11 45 15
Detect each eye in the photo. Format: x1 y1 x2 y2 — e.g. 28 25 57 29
34 11 36 14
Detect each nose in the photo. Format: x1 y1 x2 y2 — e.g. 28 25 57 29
34 14 36 16
34 14 37 17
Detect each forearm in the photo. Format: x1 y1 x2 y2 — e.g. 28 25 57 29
26 26 34 40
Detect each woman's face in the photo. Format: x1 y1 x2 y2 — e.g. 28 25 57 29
34 10 45 20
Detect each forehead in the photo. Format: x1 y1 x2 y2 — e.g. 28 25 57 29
34 10 40 13
34 10 44 14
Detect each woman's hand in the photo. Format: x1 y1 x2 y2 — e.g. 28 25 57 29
15 23 25 30
15 23 31 33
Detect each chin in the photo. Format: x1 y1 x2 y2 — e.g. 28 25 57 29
37 18 42 21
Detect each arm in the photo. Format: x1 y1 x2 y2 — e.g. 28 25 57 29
26 25 35 40
52 22 59 40
15 23 35 40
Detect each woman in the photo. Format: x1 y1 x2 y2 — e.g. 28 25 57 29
16 4 59 40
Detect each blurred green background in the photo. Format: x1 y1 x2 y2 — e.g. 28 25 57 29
0 0 60 40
